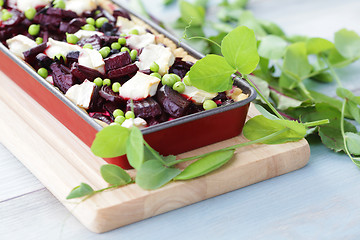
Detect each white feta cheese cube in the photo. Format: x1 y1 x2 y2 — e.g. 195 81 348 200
116 16 147 35
137 44 175 75
65 0 97 16
119 72 160 100
16 0 51 12
182 85 217 104
6 35 37 60
74 30 104 41
121 117 147 129
65 80 96 110
45 38 82 59
126 33 156 50
78 48 105 74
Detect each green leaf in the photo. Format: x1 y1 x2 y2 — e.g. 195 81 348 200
126 127 144 169
336 87 360 104
248 75 270 103
347 101 360 124
254 104 279 120
243 115 306 144
221 26 260 74
174 150 234 180
66 183 94 199
310 72 333 83
238 11 267 38
100 164 132 185
328 48 353 68
189 54 235 92
259 20 285 37
306 38 334 55
91 125 130 158
270 90 303 111
279 42 311 89
345 132 360 155
136 160 181 190
334 29 360 59
258 35 288 60
179 0 205 26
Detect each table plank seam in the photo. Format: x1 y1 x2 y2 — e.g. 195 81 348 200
0 187 46 203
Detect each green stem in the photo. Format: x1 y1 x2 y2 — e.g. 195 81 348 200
242 74 285 120
298 82 314 101
166 128 288 166
322 55 343 87
184 36 221 49
144 141 168 165
303 119 330 128
300 67 330 80
134 0 151 19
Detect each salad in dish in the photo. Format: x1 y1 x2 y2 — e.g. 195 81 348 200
1 0 249 128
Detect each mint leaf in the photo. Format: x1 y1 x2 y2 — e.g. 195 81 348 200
221 26 259 74
334 29 360 59
100 164 132 185
279 42 311 89
66 183 94 199
243 115 306 144
179 0 205 26
189 54 235 92
126 127 144 169
91 125 130 158
306 37 334 55
345 132 360 155
135 160 181 190
258 35 288 60
174 150 234 180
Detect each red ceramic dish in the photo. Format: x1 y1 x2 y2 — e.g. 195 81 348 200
0 3 256 169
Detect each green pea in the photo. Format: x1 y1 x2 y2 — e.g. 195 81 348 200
150 72 161 79
24 7 36 20
150 61 159 72
2 10 12 21
28 24 40 36
112 82 121 92
130 49 138 61
83 43 93 49
0 0 4 7
94 77 103 87
95 10 101 15
53 0 65 9
183 74 192 86
118 37 126 45
95 17 109 28
111 42 121 50
120 47 130 53
103 78 111 86
172 81 185 93
86 17 95 26
37 68 48 78
128 29 139 35
81 24 96 31
114 116 126 125
35 37 43 45
99 46 111 58
66 33 79 44
120 33 127 37
113 109 124 118
162 73 180 88
125 111 135 119
203 100 217 110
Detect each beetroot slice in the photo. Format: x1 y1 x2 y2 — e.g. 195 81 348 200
99 85 124 103
169 58 193 79
50 63 76 93
91 113 112 125
107 63 138 79
113 9 131 20
36 53 53 69
89 86 105 112
104 51 132 72
156 85 191 118
23 43 47 63
126 98 162 118
78 34 102 50
77 64 105 80
70 63 87 83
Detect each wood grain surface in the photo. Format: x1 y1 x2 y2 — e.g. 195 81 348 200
0 71 309 232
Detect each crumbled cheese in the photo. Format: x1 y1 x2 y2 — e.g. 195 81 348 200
65 0 97 16
45 38 82 59
137 44 175 75
121 117 147 129
65 80 95 109
119 72 160 100
6 35 37 60
226 87 249 102
116 16 147 35
16 0 51 12
126 33 156 50
78 48 105 74
74 30 104 41
182 85 217 104
45 75 54 85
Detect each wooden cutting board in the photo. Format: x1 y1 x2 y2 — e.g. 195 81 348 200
0 71 310 233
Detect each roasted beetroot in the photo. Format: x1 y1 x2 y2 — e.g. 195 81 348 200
50 63 76 93
36 53 53 69
107 63 138 79
105 51 132 72
99 85 124 103
126 98 162 118
23 43 47 66
91 112 112 125
169 58 194 79
157 85 191 118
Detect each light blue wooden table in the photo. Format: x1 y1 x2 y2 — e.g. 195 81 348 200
1 0 360 239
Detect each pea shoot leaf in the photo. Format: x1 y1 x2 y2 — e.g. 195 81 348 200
135 160 181 190
126 127 144 169
238 11 267 38
91 125 130 158
328 48 353 68
100 164 132 186
334 29 360 59
66 183 94 200
174 150 234 180
259 19 285 37
179 0 205 26
221 26 259 74
306 37 334 55
189 54 235 92
248 75 270 103
243 115 306 144
270 89 303 111
310 72 333 83
254 104 279 120
345 132 360 156
258 35 288 60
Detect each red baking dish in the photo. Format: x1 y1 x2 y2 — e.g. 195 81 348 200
0 3 256 169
